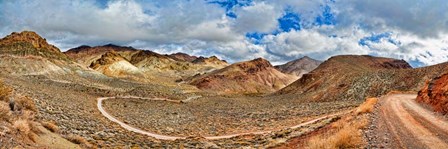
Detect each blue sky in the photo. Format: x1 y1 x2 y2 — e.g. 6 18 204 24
1 0 448 67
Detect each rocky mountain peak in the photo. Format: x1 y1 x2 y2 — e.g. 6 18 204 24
251 58 272 67
235 58 273 73
0 31 60 53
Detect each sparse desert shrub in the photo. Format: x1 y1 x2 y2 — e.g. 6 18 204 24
355 98 378 115
28 132 39 143
0 81 12 102
0 101 11 121
29 121 43 134
306 121 363 149
42 121 59 133
15 96 37 112
306 98 375 149
14 119 31 135
67 134 89 145
331 125 362 149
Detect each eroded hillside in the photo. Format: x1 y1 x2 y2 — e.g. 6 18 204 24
275 56 322 77
277 55 448 102
189 58 298 94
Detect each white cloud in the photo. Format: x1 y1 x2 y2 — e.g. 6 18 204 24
262 27 369 61
233 2 282 33
364 32 448 65
333 0 448 37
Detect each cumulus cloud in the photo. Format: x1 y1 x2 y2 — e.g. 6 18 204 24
233 2 282 33
262 27 369 61
333 0 448 37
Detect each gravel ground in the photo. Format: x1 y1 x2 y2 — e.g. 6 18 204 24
2 74 357 148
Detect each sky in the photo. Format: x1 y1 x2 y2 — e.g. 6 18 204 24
1 0 448 67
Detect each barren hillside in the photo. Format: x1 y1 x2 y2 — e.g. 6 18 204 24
277 55 448 102
275 56 322 77
189 58 298 94
90 51 142 77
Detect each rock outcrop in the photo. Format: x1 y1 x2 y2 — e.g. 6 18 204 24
417 73 448 114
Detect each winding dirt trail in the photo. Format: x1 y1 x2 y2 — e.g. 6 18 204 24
374 94 448 148
97 96 345 141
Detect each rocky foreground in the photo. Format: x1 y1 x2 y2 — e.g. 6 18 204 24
417 73 448 114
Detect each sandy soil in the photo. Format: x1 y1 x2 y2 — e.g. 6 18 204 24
368 94 448 148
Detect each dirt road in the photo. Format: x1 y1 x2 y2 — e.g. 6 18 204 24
97 96 346 141
369 94 448 148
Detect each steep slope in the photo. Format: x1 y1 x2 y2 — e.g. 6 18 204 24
275 56 322 77
277 55 448 102
89 51 141 77
189 58 298 94
417 73 448 114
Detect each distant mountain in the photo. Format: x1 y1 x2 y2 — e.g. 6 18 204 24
90 51 142 77
65 44 137 66
192 56 229 68
65 44 229 81
167 52 198 62
417 73 448 114
276 55 448 102
275 56 322 77
129 50 196 72
189 58 298 94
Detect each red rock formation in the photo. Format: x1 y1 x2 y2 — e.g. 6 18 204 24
417 73 448 114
